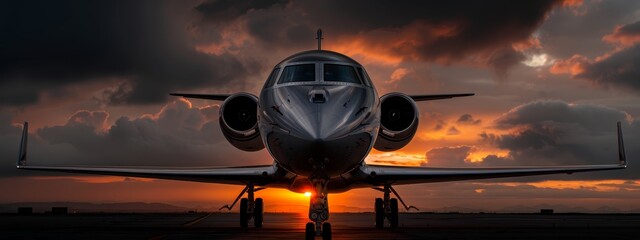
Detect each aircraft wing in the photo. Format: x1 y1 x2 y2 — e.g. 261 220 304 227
169 93 231 101
354 122 627 186
16 122 279 186
409 93 474 101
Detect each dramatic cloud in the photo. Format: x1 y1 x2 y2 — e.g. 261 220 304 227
602 21 640 47
549 54 590 75
493 100 629 131
0 0 581 108
577 45 640 92
1 99 268 178
479 100 639 179
550 20 640 92
194 0 563 74
0 1 254 106
424 146 473 166
457 114 481 125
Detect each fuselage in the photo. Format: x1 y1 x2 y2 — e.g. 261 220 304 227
258 50 380 178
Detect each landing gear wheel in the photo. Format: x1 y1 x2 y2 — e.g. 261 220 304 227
239 198 248 228
375 198 384 228
305 222 315 240
322 222 332 240
389 198 399 228
254 198 263 228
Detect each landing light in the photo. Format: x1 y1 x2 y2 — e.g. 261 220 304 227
304 192 312 197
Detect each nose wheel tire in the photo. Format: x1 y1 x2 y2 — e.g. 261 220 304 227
239 198 249 228
322 222 332 240
254 198 264 228
374 198 384 228
305 222 315 240
305 222 332 240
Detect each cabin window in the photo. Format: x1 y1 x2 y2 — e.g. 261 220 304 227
278 64 316 83
263 68 280 88
324 64 361 84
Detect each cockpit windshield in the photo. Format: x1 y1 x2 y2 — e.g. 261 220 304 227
263 68 280 88
324 64 361 84
278 64 315 84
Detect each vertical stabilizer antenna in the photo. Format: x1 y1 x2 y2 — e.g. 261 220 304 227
316 28 323 50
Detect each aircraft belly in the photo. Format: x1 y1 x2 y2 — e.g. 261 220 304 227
267 131 372 178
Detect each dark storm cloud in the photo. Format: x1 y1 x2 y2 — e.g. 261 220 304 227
603 20 640 46
0 99 268 178
0 0 252 106
36 99 228 165
0 0 569 107
550 20 640 93
539 0 640 59
577 44 640 92
0 112 20 136
424 146 473 166
479 100 639 179
195 0 561 71
195 0 287 23
493 100 627 132
457 114 481 125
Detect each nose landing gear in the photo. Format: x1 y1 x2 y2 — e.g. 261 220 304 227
305 179 332 240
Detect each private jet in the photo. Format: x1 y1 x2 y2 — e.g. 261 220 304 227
17 29 628 240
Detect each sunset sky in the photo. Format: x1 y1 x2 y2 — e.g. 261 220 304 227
1 0 639 213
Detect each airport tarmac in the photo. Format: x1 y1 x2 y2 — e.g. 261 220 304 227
2 212 639 240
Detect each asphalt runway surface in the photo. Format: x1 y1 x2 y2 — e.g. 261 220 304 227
2 212 639 239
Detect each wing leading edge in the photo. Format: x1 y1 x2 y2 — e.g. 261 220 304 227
16 122 279 185
409 93 474 101
355 122 628 186
169 93 231 101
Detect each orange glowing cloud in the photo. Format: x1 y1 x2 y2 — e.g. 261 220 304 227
561 0 584 8
478 180 640 192
366 151 426 166
511 36 542 52
466 149 510 163
549 54 590 75
386 68 412 84
602 25 640 48
331 21 464 66
331 36 404 66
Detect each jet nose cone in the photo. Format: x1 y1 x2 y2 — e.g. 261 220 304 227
267 85 370 141
289 104 362 142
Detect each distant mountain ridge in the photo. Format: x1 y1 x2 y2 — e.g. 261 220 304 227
1 202 637 214
0 202 192 213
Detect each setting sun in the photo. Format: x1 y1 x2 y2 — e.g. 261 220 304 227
304 192 312 197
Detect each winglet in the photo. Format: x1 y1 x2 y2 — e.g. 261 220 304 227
17 122 28 168
617 121 627 167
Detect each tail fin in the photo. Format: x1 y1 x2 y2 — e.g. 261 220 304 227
17 122 28 168
617 121 627 167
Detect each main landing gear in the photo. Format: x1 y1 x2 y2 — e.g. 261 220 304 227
220 184 265 228
305 179 332 240
373 185 418 228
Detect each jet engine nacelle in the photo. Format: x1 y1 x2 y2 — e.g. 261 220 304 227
219 93 265 152
373 93 419 151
